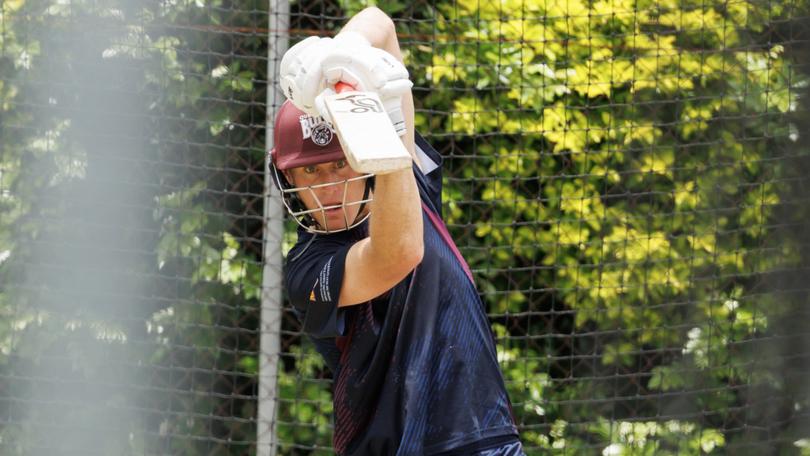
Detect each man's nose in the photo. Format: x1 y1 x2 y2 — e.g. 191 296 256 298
315 179 344 201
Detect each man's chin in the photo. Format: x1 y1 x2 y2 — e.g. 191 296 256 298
320 217 350 232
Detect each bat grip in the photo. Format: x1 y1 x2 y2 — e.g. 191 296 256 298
334 82 354 93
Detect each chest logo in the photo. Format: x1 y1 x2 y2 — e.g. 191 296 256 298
310 279 318 302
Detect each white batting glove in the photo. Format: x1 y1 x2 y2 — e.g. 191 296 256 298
278 32 371 115
314 46 413 136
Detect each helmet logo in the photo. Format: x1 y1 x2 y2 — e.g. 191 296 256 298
299 114 334 147
311 124 333 146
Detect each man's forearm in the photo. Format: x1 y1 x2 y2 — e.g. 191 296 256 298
339 7 402 60
340 8 423 270
367 168 424 268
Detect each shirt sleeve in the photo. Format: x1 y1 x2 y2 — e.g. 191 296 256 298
285 236 352 339
414 132 444 216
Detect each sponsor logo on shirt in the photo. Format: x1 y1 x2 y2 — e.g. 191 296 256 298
309 257 334 303
318 257 333 302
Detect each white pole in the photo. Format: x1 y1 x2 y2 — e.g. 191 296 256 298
259 1 289 454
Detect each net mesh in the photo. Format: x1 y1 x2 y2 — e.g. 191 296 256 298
1 0 808 454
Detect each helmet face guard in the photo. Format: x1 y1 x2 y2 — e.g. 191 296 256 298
269 100 374 234
270 162 373 234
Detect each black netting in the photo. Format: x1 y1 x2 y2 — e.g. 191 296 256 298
1 0 809 454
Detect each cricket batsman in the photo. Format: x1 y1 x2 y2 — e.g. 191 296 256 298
269 7 524 455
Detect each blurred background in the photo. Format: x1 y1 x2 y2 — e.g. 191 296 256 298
1 0 808 454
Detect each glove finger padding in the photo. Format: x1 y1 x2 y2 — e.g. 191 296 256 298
378 78 413 98
319 47 412 135
279 36 320 75
321 47 411 93
278 32 373 116
279 36 334 114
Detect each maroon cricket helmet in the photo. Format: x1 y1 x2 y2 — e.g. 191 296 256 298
270 100 345 170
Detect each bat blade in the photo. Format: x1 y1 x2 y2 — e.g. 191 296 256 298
324 86 411 174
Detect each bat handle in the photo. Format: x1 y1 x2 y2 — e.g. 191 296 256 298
334 81 354 93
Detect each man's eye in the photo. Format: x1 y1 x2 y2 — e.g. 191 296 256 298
335 159 347 169
304 166 317 174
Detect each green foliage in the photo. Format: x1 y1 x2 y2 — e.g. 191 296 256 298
1 0 265 452
1 0 808 454
399 0 809 452
275 343 334 452
591 419 725 455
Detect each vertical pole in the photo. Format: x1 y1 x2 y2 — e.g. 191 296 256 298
259 1 289 454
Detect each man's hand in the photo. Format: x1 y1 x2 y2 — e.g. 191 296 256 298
314 46 413 136
279 32 412 135
279 32 371 115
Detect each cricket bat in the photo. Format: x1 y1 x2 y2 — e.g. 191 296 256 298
323 82 412 174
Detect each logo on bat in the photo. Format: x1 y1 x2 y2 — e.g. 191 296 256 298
335 94 384 114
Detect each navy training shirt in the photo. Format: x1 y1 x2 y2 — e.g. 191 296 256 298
285 133 519 455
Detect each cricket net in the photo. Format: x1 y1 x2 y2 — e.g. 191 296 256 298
0 0 809 454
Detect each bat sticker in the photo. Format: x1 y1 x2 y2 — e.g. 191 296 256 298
334 94 384 114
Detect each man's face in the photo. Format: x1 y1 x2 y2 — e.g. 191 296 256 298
285 159 370 232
